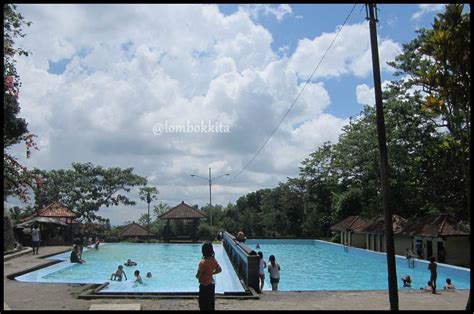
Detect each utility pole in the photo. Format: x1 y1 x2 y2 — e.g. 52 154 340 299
366 3 399 310
147 191 151 243
190 168 230 239
209 167 212 227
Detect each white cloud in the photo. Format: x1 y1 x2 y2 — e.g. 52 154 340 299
355 81 393 106
356 84 375 106
289 22 402 80
11 4 400 225
242 4 293 22
412 4 446 20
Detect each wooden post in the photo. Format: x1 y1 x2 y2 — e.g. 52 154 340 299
366 3 398 309
166 220 170 243
192 219 197 242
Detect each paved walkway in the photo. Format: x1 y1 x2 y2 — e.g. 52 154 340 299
3 246 470 310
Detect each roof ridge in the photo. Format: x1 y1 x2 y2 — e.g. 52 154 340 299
348 216 359 229
158 201 206 219
437 214 449 236
37 203 54 215
127 222 148 230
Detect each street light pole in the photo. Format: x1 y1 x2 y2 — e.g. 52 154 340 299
147 191 151 243
190 168 230 233
209 167 212 227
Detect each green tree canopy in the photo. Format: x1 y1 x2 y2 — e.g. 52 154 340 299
388 3 470 214
31 162 147 223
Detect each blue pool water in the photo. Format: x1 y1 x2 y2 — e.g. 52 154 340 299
15 240 470 293
246 239 470 291
15 243 245 294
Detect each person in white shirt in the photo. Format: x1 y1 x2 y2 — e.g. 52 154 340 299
267 255 281 291
31 225 40 255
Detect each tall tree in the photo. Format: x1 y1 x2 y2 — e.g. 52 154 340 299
138 186 159 242
31 162 147 223
388 3 470 217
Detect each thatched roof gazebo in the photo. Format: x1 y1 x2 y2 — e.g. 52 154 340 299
158 201 207 242
120 222 155 240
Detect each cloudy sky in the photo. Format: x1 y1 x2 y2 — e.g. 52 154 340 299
8 4 454 225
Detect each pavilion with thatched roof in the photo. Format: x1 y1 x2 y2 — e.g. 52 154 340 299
119 221 155 241
158 201 207 242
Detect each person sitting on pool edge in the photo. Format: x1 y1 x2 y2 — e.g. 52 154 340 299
133 270 143 284
124 258 137 266
401 275 412 287
444 278 455 290
70 244 85 264
110 265 127 281
236 229 246 243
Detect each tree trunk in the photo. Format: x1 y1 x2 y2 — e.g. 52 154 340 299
4 216 16 252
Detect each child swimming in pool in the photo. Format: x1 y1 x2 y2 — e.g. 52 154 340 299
420 281 433 291
110 265 127 281
444 278 455 290
124 258 137 266
401 275 412 287
133 270 143 284
146 272 152 278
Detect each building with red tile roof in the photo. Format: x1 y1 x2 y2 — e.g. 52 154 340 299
330 215 368 248
18 202 78 246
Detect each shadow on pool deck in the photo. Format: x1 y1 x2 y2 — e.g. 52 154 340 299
4 246 470 310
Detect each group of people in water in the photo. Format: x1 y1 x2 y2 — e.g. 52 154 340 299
110 259 152 284
401 256 455 293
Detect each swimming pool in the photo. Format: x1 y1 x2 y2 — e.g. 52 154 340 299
246 239 470 291
14 243 245 294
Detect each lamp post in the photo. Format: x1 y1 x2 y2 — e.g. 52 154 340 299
147 191 151 243
190 168 230 230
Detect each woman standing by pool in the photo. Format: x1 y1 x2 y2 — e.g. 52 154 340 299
196 242 221 311
267 255 281 291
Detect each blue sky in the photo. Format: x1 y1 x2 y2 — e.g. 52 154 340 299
8 4 466 225
216 4 451 118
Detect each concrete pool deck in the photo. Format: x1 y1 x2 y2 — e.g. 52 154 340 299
4 246 470 310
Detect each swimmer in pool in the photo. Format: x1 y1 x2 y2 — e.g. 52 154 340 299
110 265 127 281
124 258 137 266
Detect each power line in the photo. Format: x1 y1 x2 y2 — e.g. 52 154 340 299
232 3 359 180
